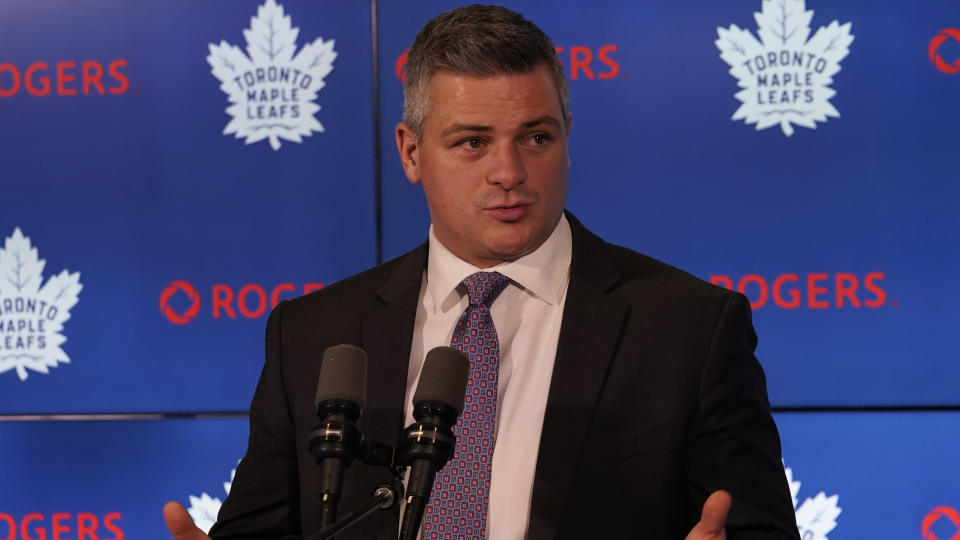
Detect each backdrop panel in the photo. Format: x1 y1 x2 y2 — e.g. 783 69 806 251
0 418 248 539
0 0 377 413
2 412 958 539
377 0 960 407
776 411 960 540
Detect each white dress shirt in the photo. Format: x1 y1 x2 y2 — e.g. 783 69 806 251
403 215 572 539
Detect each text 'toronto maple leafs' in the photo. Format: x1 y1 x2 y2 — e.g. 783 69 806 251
0 228 82 381
207 0 337 150
716 0 853 136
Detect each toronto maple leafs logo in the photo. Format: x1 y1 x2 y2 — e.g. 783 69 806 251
207 0 337 150
186 467 235 533
0 228 82 381
785 462 841 539
716 0 853 136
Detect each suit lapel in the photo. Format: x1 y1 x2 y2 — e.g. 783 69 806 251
529 214 629 537
360 244 427 455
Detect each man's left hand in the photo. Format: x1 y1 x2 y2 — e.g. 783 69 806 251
685 490 732 540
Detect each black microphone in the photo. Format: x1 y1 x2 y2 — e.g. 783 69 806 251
398 346 470 540
307 344 368 529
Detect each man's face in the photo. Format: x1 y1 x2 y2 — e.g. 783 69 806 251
396 65 570 268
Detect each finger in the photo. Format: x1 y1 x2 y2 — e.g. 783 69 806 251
163 501 210 540
698 490 733 533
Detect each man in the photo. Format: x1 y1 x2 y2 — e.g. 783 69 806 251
165 5 799 539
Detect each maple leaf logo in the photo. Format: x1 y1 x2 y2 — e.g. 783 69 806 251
785 463 841 539
186 493 222 533
0 228 82 381
207 0 337 150
716 0 853 136
186 466 235 533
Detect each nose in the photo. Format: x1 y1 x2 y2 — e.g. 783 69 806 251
486 142 527 189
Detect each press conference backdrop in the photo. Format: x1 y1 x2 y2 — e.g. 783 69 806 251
1 0 957 537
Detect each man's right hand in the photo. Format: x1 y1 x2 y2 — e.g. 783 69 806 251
163 501 211 540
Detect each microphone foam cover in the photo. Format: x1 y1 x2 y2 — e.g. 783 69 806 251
413 346 470 414
315 344 368 409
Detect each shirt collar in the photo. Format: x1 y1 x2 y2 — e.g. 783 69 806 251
425 214 572 313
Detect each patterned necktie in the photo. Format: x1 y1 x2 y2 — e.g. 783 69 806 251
423 271 511 539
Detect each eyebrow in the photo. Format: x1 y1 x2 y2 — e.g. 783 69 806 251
440 115 563 138
441 123 493 137
520 115 562 130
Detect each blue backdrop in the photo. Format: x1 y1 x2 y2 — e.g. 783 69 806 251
2 0 958 538
1 0 375 412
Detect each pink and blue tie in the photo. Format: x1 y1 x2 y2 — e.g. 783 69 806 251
423 271 511 539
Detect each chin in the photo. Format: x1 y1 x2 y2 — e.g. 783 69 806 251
485 236 538 262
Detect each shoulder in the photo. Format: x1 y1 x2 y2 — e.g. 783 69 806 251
605 242 737 307
277 244 426 326
568 214 741 314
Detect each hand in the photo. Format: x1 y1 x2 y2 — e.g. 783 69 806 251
163 501 211 540
685 490 732 540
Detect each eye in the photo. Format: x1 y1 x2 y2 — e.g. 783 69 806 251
458 137 485 149
528 133 552 146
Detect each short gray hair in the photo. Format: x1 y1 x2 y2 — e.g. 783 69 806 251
402 5 569 139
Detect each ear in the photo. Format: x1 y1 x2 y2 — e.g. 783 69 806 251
395 122 422 184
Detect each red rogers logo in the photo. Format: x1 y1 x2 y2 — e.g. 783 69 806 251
0 512 124 540
710 272 888 309
160 280 324 324
160 280 202 325
395 44 621 83
923 506 960 540
929 29 960 74
0 60 130 97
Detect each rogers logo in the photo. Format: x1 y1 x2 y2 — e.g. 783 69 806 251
929 29 960 74
160 281 324 324
923 506 960 540
0 512 124 540
394 44 621 83
710 272 888 309
160 280 202 325
0 60 129 97
554 45 620 80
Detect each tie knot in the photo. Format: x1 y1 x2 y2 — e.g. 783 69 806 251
461 271 510 307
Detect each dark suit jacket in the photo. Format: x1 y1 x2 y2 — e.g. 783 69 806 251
210 213 800 540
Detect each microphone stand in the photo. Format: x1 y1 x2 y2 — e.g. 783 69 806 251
397 458 436 540
397 400 458 540
301 439 404 540
305 481 403 540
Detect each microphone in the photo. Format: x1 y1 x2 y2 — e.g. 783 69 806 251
307 344 368 529
398 346 470 540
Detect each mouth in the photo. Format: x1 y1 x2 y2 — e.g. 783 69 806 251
485 203 531 222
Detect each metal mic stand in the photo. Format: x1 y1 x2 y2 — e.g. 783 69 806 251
301 439 405 540
306 480 404 540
